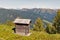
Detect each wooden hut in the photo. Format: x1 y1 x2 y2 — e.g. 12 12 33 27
13 18 31 35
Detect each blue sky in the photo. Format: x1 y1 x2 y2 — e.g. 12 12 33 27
0 0 60 9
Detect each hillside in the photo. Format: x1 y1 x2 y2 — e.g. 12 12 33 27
0 24 60 40
0 8 56 24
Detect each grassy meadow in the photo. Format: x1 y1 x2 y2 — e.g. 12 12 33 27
0 24 60 40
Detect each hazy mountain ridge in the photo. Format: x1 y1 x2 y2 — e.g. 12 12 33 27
0 8 57 24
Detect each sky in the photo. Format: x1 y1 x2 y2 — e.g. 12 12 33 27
0 0 60 9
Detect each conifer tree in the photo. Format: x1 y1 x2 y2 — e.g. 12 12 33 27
53 10 60 33
33 17 45 31
46 23 56 34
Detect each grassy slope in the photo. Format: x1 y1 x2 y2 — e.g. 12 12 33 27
0 24 60 40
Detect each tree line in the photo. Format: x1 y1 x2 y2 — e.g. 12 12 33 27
33 10 60 34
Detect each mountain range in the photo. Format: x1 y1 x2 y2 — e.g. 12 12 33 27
0 8 57 24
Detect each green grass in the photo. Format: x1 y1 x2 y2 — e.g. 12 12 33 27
0 24 60 40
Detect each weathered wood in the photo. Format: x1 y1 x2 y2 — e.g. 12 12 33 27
13 18 31 35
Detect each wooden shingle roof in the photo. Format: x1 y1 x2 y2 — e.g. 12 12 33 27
13 18 31 24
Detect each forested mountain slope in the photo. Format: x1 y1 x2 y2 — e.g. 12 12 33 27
0 8 56 24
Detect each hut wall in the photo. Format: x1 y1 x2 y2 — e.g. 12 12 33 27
25 25 30 35
15 24 29 35
14 23 30 35
16 25 25 33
